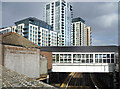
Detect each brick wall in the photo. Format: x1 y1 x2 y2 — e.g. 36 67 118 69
40 51 52 70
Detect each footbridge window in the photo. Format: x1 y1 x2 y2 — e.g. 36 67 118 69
52 53 115 64
95 54 115 63
73 54 93 63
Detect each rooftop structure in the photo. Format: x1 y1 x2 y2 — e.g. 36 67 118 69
15 17 53 31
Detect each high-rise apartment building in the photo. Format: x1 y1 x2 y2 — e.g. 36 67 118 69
0 17 58 46
71 17 92 46
86 26 92 46
44 0 73 46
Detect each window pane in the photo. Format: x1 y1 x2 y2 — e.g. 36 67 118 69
111 54 114 58
86 59 89 63
103 54 107 58
95 59 98 63
56 54 59 62
107 59 110 63
90 54 93 58
95 54 98 59
103 59 106 63
90 59 93 63
111 59 114 63
107 54 110 58
99 59 102 63
86 54 89 58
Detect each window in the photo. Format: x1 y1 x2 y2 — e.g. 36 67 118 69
30 30 32 33
35 28 37 31
30 34 32 37
111 54 114 58
55 1 60 7
21 26 22 29
46 4 50 10
103 59 106 63
30 26 32 30
56 54 59 63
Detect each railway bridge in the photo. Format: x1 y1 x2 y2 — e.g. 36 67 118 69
41 46 118 73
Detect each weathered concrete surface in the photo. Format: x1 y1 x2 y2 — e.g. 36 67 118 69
40 55 47 76
3 45 47 78
40 51 52 70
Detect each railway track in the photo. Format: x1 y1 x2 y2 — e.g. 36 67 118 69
61 72 96 89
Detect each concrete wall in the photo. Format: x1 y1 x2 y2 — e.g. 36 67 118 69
40 51 52 71
40 55 47 76
3 45 47 78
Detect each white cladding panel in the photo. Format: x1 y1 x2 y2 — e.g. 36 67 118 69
52 63 114 72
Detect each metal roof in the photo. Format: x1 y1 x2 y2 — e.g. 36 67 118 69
15 17 53 31
72 17 85 23
40 46 118 52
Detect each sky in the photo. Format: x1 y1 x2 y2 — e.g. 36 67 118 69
1 1 119 46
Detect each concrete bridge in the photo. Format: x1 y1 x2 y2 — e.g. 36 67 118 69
41 46 118 73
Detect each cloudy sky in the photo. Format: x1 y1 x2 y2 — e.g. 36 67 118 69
1 1 119 46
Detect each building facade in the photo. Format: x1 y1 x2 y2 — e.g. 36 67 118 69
40 46 118 72
0 17 58 46
44 0 73 46
86 26 92 46
71 17 92 46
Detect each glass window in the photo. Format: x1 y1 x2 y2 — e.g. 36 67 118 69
99 54 102 58
56 54 59 62
64 59 67 63
55 1 60 7
107 59 110 63
95 59 98 63
68 59 71 63
30 26 32 30
82 59 85 63
86 59 89 63
35 28 37 31
99 59 102 63
111 54 114 58
60 59 63 63
103 54 107 58
111 59 114 63
30 30 32 33
46 4 50 10
103 59 106 63
95 54 99 59
86 54 89 58
107 54 110 58
90 59 93 63
90 54 93 58
82 54 85 58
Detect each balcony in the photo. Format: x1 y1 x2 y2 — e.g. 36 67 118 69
23 30 28 34
23 27 28 30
